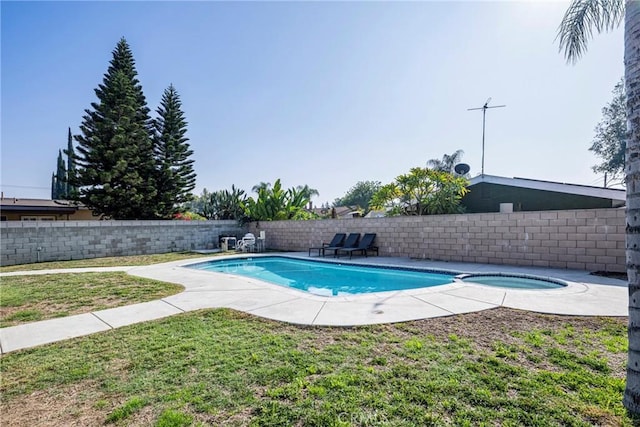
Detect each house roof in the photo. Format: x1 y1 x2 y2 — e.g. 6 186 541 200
309 206 360 217
0 197 83 213
468 175 625 202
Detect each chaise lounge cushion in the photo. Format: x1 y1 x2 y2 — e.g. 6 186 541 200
308 233 346 256
336 233 378 259
324 233 360 257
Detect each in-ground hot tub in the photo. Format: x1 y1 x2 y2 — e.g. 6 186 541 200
456 273 567 290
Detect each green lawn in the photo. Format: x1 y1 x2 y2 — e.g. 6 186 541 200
0 273 183 328
0 255 633 425
0 308 633 426
0 252 212 273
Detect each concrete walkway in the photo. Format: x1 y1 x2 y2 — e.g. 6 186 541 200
0 253 628 354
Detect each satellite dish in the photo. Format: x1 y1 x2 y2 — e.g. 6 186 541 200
454 163 470 175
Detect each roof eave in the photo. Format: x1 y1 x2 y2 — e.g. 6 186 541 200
468 174 625 201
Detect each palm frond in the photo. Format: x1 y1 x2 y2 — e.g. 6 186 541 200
557 0 624 64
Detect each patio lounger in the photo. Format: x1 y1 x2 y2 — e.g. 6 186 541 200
324 233 360 257
336 233 378 259
308 233 346 256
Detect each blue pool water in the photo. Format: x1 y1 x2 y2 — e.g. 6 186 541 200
458 274 566 289
188 256 456 296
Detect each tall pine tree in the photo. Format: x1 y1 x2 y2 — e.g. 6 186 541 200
51 128 78 200
64 127 78 198
55 150 66 198
50 150 67 200
152 84 196 218
72 38 157 219
51 173 57 200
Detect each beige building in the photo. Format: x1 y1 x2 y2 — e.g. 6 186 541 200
0 197 96 221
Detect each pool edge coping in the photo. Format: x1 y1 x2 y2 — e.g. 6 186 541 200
0 252 628 354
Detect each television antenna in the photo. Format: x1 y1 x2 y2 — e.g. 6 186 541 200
467 97 506 176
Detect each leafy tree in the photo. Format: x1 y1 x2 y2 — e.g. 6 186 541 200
558 0 639 413
370 167 469 216
287 186 317 219
245 180 289 221
589 78 626 186
188 186 248 220
333 180 382 214
210 186 247 220
213 186 247 220
244 179 314 221
187 188 214 219
152 84 196 218
188 188 213 218
426 149 465 174
72 38 157 219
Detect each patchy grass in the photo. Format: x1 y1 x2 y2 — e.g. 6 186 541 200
0 252 213 273
0 273 183 327
0 308 634 426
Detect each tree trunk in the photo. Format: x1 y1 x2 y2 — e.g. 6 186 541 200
623 0 640 414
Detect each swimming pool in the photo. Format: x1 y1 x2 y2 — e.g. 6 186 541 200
188 256 456 296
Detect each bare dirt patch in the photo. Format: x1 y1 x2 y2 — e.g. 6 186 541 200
399 308 627 374
0 381 108 427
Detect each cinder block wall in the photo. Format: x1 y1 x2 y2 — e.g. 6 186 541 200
249 208 626 272
0 220 244 266
2 209 625 272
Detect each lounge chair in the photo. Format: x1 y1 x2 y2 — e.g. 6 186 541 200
308 233 346 256
324 233 360 257
336 233 378 259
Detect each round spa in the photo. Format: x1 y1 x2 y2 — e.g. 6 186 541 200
455 273 567 290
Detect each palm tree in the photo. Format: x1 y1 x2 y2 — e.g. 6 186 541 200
252 182 271 193
558 0 639 414
426 149 465 174
296 184 320 204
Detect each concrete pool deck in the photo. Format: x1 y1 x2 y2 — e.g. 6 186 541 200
0 252 629 354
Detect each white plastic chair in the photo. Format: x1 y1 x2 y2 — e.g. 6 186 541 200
236 233 256 252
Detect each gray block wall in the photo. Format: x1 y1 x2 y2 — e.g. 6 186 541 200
1 220 245 266
2 209 626 272
249 208 626 272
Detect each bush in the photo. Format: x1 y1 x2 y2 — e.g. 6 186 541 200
172 211 206 221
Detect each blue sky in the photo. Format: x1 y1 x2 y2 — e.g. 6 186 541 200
1 1 624 206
